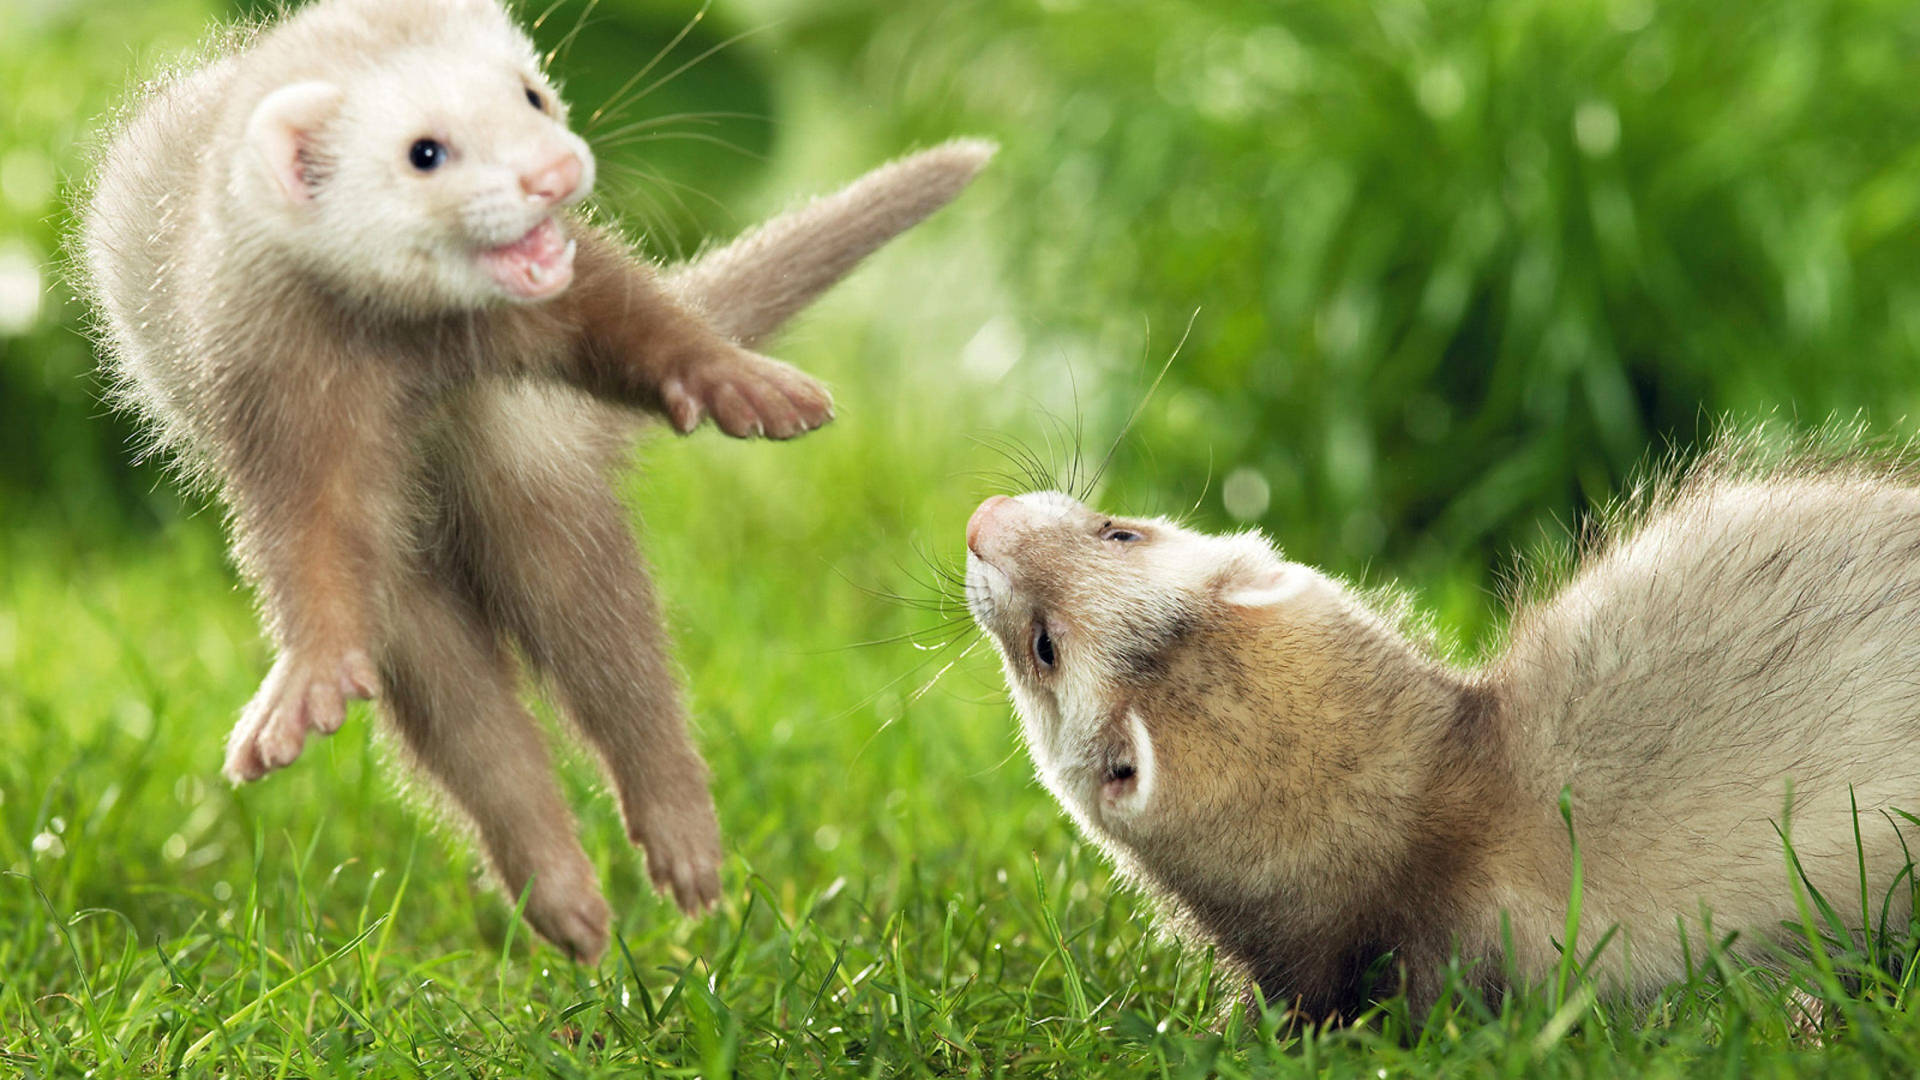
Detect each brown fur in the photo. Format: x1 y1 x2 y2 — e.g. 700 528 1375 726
76 0 991 959
964 465 1920 1021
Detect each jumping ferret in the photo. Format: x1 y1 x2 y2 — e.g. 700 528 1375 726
77 0 991 960
965 455 1920 1019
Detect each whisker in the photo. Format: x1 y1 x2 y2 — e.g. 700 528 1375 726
592 130 766 160
593 20 775 134
611 161 731 215
855 592 961 614
966 433 1056 494
1184 443 1216 522
1063 356 1087 499
964 743 1028 782
543 0 602 70
1083 308 1199 501
596 157 740 258
1033 411 1066 493
529 0 570 34
835 622 977 651
590 110 765 144
904 575 967 614
843 636 985 764
587 0 711 131
906 533 967 577
842 546 967 614
826 566 955 614
1029 411 1062 489
888 569 963 610
596 173 680 251
1039 407 1084 497
983 438 1054 493
957 467 1036 492
915 556 969 593
903 637 983 706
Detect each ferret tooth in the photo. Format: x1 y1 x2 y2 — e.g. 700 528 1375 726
563 239 577 261
528 262 546 284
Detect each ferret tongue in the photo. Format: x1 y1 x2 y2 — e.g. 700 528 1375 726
481 218 577 300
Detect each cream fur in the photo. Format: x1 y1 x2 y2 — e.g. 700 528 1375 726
966 467 1920 1018
76 0 992 961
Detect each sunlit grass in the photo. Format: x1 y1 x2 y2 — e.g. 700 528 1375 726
10 302 1920 1074
13 0 1920 1073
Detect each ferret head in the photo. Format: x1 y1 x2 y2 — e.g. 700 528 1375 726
236 0 597 314
965 491 1442 906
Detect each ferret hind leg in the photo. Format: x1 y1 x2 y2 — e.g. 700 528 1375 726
449 381 722 915
379 554 611 962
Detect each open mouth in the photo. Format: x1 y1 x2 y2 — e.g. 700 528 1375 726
479 217 577 301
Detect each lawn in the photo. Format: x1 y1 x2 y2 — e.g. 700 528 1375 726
15 313 1914 1079
9 0 1920 1075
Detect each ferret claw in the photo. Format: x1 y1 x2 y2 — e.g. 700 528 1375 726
523 856 612 964
223 648 377 784
629 798 723 916
663 348 833 441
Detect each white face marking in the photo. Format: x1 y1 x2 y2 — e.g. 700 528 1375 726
964 491 1338 853
237 3 599 314
1013 490 1084 518
1021 648 1115 811
964 491 1273 825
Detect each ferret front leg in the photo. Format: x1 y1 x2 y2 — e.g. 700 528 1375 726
559 228 834 440
649 341 834 441
210 356 408 784
221 523 388 781
382 560 612 962
223 649 379 782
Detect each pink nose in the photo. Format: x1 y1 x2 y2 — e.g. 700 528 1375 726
521 153 583 203
968 495 1015 554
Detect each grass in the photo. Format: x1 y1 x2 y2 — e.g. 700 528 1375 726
13 0 1920 1074
9 272 1920 1078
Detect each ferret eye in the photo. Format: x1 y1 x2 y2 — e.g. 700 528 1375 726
525 87 544 111
408 139 447 172
1101 524 1142 543
1031 623 1057 670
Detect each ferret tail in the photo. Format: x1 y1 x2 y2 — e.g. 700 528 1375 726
663 138 996 349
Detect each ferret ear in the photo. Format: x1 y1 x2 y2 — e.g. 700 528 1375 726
1218 542 1324 609
1104 708 1157 814
247 82 343 205
1223 565 1317 608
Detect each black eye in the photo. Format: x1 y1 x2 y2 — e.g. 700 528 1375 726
525 87 544 110
1107 763 1137 783
1031 624 1056 670
1101 523 1142 543
408 138 447 172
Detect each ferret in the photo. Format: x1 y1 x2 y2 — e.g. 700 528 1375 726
76 0 991 961
964 454 1920 1020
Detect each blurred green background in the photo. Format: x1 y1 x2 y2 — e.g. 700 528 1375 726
7 0 1920 1070
9 0 1920 630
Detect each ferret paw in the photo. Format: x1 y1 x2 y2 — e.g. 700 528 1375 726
523 857 612 964
222 648 379 784
659 349 833 440
629 798 723 915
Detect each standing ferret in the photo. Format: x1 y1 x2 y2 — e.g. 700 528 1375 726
964 451 1920 1020
77 0 991 960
